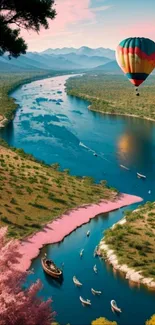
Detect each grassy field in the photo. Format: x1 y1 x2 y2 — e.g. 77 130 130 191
103 202 155 279
0 140 116 239
66 73 155 120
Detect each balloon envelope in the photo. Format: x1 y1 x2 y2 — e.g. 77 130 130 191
116 37 155 87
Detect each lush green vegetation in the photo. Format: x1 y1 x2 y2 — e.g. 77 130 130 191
103 202 155 279
0 139 116 239
66 73 155 120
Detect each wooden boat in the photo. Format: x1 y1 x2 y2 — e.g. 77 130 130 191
93 264 97 273
91 288 102 295
80 296 91 306
86 230 90 237
137 172 146 179
41 256 62 279
111 300 122 313
120 164 129 171
73 276 82 287
80 249 84 257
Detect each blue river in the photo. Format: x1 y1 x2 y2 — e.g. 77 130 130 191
1 75 155 325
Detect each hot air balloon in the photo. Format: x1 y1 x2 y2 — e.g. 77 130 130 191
116 37 155 95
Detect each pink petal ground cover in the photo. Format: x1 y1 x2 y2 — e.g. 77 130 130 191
18 193 142 271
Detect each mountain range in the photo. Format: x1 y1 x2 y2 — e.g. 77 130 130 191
0 46 117 73
41 46 115 60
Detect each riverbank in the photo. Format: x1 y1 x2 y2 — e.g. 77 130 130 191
88 106 155 123
99 202 155 289
66 73 155 122
0 115 8 128
0 142 117 239
0 71 76 129
17 193 142 271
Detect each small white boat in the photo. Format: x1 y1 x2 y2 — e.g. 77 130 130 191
93 153 97 157
80 249 84 257
111 300 122 313
87 230 90 237
80 296 91 306
91 288 102 295
137 172 146 179
148 190 151 194
73 276 82 287
93 264 97 273
120 164 129 170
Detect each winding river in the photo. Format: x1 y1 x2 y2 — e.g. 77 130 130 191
1 75 155 325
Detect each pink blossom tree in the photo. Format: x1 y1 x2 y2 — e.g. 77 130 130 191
0 227 54 325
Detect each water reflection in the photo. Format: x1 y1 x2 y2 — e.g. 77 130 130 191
44 273 64 288
117 118 153 169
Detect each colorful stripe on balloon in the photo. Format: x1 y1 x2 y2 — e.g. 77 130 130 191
125 73 149 86
116 37 155 87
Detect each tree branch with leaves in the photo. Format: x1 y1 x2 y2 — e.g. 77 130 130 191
0 227 54 325
0 0 56 57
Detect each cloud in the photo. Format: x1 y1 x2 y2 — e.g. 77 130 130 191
21 0 95 43
20 0 112 50
45 0 94 31
91 5 112 12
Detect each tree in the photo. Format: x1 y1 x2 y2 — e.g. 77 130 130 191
0 227 54 325
146 315 155 325
0 0 56 57
91 317 117 325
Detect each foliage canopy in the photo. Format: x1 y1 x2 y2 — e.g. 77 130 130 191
0 0 56 57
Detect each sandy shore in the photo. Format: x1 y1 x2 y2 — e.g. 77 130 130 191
17 193 142 271
99 215 155 289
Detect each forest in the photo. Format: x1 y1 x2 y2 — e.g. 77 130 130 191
66 73 155 121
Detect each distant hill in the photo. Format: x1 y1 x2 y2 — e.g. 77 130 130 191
55 53 111 69
94 60 122 73
0 53 83 72
41 46 115 60
0 46 115 73
42 47 77 55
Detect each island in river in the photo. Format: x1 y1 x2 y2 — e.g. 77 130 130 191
99 201 155 289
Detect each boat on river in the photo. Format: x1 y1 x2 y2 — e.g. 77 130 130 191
111 300 122 313
73 276 82 287
91 288 102 295
87 230 90 237
41 255 62 279
137 172 146 179
120 164 129 170
80 296 91 306
93 264 97 273
80 249 84 257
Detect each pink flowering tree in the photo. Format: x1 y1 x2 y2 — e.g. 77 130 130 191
0 227 54 325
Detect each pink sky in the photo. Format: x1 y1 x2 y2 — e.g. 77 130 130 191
20 0 155 51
